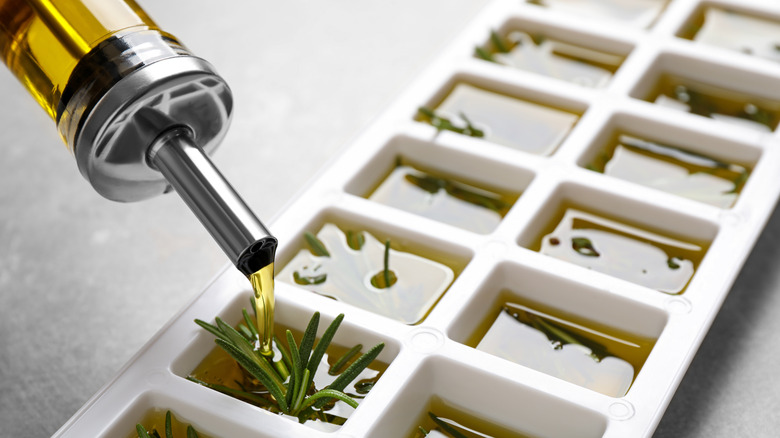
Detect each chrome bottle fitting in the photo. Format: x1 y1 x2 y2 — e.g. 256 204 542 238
57 29 275 274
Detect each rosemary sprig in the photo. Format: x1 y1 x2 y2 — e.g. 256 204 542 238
417 107 485 138
193 308 384 422
135 410 200 438
404 173 509 214
512 307 610 361
474 30 511 62
383 240 392 287
428 412 469 438
370 240 397 288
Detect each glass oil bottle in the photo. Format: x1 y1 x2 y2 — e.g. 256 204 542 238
0 0 278 352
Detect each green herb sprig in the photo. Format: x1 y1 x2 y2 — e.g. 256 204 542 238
135 410 199 438
416 413 469 438
510 307 609 362
417 107 485 138
192 308 384 423
474 30 510 62
371 240 397 289
404 173 509 214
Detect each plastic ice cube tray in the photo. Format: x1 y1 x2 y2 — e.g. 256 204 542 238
52 0 780 437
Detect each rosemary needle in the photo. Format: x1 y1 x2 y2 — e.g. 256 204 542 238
383 240 392 288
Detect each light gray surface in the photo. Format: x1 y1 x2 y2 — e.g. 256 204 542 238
0 1 778 437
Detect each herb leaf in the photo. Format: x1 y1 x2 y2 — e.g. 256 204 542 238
187 376 274 407
136 425 152 438
329 344 363 375
572 237 600 257
490 30 509 53
417 107 485 138
428 412 469 438
300 388 359 411
165 411 173 438
298 312 319 370
308 314 344 378
325 342 385 395
474 46 495 62
346 231 366 250
304 232 330 257
513 308 610 361
135 411 201 438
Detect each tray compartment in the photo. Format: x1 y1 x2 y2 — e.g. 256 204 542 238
345 134 532 234
415 73 585 156
474 16 632 88
628 52 780 132
676 2 780 63
523 0 671 29
274 207 473 324
365 355 608 438
516 181 718 294
171 290 401 432
576 110 761 208
101 391 274 438
447 260 666 397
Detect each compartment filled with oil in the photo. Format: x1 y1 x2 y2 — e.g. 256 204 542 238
410 398 533 438
647 75 780 131
585 134 750 208
278 224 456 324
189 319 388 432
526 0 670 29
535 208 706 294
467 297 654 397
682 8 780 63
130 409 211 438
475 30 623 88
366 159 518 234
416 83 579 156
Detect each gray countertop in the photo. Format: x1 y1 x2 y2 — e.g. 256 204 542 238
0 1 778 436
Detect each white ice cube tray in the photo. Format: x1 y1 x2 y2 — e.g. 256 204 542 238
53 0 780 437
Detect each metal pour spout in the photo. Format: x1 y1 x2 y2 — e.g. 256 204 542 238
148 126 277 276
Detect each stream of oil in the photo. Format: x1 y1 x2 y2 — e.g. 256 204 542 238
249 263 275 356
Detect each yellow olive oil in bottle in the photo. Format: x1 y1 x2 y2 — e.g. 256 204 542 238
1 0 279 355
0 0 165 121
